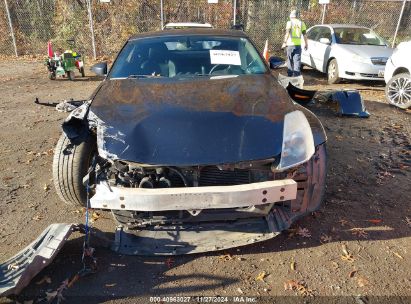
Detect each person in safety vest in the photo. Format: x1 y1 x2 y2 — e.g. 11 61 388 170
281 9 308 77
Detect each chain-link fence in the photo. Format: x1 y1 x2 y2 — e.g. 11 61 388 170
0 0 410 58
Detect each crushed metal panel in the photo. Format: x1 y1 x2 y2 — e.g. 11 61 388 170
112 219 278 255
331 90 370 118
0 223 76 296
111 206 296 255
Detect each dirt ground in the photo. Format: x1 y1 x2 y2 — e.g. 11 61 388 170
0 60 410 304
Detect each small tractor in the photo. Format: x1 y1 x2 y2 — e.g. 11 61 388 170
45 39 85 80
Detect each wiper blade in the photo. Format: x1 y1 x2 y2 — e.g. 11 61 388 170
127 74 163 79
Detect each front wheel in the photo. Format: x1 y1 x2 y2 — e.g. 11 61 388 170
385 73 411 109
52 133 96 207
327 59 340 84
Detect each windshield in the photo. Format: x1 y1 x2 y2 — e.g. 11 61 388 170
109 35 267 79
334 27 387 46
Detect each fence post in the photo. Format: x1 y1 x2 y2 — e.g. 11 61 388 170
86 0 97 59
233 0 237 25
160 0 164 29
392 0 407 48
4 0 18 57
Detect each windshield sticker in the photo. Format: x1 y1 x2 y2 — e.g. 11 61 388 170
210 50 241 65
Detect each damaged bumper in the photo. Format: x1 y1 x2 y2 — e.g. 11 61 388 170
90 180 297 211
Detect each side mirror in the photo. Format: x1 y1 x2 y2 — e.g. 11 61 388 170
269 56 285 69
319 38 331 45
90 62 108 76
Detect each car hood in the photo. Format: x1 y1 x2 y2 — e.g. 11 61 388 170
337 44 393 58
89 74 298 166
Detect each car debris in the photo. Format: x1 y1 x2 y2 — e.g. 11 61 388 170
34 97 87 112
0 224 78 296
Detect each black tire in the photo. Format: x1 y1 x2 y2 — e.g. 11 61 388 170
385 73 411 109
52 133 96 207
80 67 85 77
327 59 340 84
68 70 75 81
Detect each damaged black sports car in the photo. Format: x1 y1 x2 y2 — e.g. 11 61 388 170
53 29 327 255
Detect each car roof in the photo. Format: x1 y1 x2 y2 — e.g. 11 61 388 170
129 28 248 40
164 22 213 29
312 24 370 29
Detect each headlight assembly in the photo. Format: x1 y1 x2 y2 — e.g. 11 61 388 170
275 110 315 171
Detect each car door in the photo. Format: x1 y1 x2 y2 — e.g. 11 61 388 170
301 26 320 68
313 26 333 72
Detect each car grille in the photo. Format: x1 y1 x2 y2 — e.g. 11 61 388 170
199 166 252 186
371 57 388 65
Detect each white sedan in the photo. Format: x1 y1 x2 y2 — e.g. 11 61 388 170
384 40 411 109
301 24 394 84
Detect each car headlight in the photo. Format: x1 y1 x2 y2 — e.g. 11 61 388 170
351 54 370 64
276 110 315 171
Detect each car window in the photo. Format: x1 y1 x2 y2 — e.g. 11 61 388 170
334 27 386 46
317 27 332 41
307 27 321 41
109 35 268 79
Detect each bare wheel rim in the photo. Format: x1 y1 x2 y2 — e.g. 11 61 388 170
388 76 411 106
328 63 336 80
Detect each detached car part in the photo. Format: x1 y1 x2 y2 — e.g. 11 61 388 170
0 224 77 296
52 29 328 255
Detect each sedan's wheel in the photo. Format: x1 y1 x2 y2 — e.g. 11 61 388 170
385 73 411 109
327 59 340 84
52 133 96 207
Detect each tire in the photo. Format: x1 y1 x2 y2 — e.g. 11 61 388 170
80 67 85 77
48 72 56 80
68 71 75 81
385 73 411 109
52 133 96 207
327 59 340 84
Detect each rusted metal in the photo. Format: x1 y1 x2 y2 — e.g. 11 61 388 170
89 74 326 165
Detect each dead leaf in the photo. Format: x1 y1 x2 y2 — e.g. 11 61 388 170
35 275 51 285
357 276 369 288
393 252 404 260
219 253 233 261
43 184 50 191
90 211 100 223
320 234 332 243
297 227 311 238
105 283 117 287
350 228 368 239
341 244 349 256
290 261 295 271
32 215 43 221
341 253 354 262
338 219 349 227
284 280 299 290
255 271 267 282
331 261 339 269
349 270 357 278
284 280 314 297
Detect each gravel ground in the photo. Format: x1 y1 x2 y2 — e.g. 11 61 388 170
0 60 410 304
